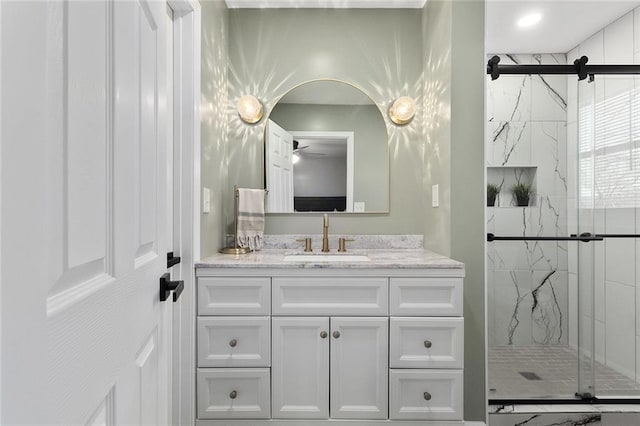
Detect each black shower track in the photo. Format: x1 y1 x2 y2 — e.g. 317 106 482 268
486 233 640 242
487 55 640 81
486 233 603 242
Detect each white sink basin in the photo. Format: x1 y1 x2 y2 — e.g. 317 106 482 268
283 254 370 262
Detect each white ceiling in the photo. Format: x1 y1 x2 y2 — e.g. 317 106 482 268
224 0 640 54
486 0 640 53
225 0 426 8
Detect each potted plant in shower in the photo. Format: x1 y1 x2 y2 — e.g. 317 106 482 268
512 182 533 207
487 183 500 207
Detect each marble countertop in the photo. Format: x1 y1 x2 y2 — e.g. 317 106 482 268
196 248 464 270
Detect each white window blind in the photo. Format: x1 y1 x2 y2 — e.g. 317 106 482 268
578 77 640 208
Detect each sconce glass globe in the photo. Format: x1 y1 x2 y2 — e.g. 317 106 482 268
237 95 264 124
389 96 416 125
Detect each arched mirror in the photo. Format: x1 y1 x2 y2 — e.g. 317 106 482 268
264 80 389 213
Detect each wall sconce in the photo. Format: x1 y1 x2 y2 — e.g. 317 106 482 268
237 95 264 124
389 96 416 125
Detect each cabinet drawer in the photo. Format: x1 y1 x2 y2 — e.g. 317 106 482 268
197 368 270 419
198 317 270 367
390 318 463 368
390 277 463 316
272 277 388 315
198 277 270 315
389 369 463 421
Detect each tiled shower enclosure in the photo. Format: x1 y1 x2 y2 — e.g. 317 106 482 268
487 6 640 400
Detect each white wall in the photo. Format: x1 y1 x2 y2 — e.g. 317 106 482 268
567 8 640 381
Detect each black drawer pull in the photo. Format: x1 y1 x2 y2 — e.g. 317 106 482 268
229 390 238 399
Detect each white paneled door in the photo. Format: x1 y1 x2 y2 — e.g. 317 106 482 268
265 119 294 212
1 1 178 424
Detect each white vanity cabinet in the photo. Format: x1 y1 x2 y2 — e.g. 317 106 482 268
195 267 464 426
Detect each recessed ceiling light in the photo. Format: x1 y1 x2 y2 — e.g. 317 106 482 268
517 12 542 28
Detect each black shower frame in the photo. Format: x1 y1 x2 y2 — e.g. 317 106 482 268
486 55 640 406
487 55 640 81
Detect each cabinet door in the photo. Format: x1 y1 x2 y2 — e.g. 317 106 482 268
330 317 388 419
272 317 329 419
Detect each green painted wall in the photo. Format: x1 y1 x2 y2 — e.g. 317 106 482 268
451 0 486 422
200 0 229 258
423 1 486 421
423 0 452 257
226 9 425 235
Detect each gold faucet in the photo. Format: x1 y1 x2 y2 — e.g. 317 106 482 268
322 214 330 252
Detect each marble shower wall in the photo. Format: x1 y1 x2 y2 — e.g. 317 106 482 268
566 8 640 382
487 54 568 346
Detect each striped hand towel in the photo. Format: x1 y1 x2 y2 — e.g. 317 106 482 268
237 188 265 251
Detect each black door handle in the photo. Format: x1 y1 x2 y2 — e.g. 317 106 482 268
167 251 181 268
160 272 184 302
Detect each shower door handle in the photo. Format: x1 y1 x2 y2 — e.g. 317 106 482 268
487 233 603 242
571 233 640 239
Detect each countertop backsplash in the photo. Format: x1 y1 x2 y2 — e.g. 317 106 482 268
225 234 424 251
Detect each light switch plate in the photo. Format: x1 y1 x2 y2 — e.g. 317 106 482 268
354 202 365 212
432 184 439 208
203 187 211 213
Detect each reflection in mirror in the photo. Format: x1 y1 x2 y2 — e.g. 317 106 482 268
264 80 389 213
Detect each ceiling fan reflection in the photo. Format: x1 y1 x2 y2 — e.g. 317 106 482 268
293 140 326 157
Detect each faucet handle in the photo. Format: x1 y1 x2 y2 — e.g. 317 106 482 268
338 238 355 252
296 238 313 252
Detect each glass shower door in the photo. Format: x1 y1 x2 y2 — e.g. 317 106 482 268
486 56 580 400
576 74 640 398
575 76 596 399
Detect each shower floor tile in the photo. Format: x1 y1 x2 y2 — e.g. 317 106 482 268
489 346 640 399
